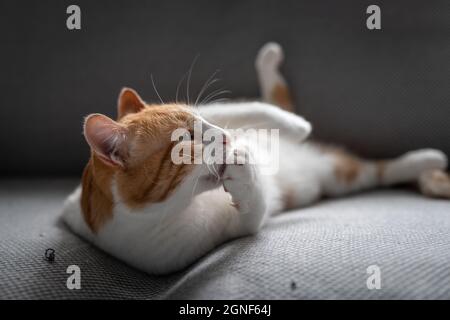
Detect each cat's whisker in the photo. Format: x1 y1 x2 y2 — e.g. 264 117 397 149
190 174 202 199
186 55 199 106
195 78 222 107
200 88 228 105
200 88 231 105
210 156 221 180
204 152 219 180
150 74 165 104
205 97 230 105
195 70 221 106
175 72 188 104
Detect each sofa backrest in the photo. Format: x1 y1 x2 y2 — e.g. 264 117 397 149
1 0 449 176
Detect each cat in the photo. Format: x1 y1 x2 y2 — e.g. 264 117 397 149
62 42 450 275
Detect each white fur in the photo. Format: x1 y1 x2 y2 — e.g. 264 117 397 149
256 42 287 103
62 43 449 275
62 103 309 274
63 102 448 274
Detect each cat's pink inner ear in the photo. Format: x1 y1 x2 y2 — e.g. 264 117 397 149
117 87 146 119
83 114 128 167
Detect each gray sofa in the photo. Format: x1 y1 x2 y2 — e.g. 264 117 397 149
1 180 450 299
1 0 449 299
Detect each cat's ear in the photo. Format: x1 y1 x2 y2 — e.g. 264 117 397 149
117 87 146 119
83 114 128 167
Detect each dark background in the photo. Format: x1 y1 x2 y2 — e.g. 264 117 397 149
1 0 449 177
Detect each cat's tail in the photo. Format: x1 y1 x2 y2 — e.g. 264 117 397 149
255 42 295 113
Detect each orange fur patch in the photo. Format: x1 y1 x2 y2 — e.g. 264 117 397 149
80 156 114 233
81 103 197 231
331 149 362 184
116 141 195 208
271 84 294 112
116 105 196 208
316 144 362 184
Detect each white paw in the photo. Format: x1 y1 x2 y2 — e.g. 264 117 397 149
419 169 450 199
402 149 448 173
223 148 260 214
255 42 284 70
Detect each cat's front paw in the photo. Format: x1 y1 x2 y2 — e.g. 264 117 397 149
222 146 268 234
222 148 261 214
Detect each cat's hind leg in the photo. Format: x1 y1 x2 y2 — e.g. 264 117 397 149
255 42 295 112
322 148 448 198
280 145 448 210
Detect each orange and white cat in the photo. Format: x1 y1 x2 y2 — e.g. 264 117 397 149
62 42 450 275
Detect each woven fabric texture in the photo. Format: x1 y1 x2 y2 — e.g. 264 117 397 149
1 179 449 299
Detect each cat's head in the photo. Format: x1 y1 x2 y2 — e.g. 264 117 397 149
82 88 229 223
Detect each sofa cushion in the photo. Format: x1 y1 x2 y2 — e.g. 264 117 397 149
1 179 449 299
